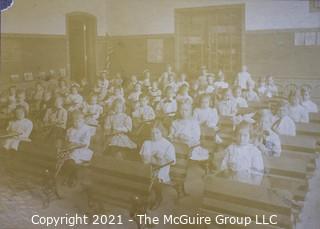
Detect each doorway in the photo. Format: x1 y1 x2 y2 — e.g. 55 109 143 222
175 4 244 80
66 12 97 85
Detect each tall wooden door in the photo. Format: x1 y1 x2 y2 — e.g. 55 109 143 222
67 13 97 85
175 5 244 80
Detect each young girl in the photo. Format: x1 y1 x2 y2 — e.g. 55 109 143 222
82 95 103 127
193 94 219 129
176 84 193 104
217 88 238 117
32 82 45 110
149 81 162 106
14 91 30 115
214 70 229 89
233 86 248 108
65 85 84 112
55 79 70 97
244 81 260 102
128 83 142 103
140 123 176 184
254 109 281 157
257 77 267 98
169 102 208 161
2 107 33 151
300 87 318 113
234 65 253 90
43 97 68 146
132 95 155 122
104 86 125 108
156 86 177 118
176 73 189 89
265 75 278 97
272 102 296 136
287 92 309 123
220 122 264 185
104 99 137 154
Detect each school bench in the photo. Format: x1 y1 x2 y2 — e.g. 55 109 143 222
200 173 295 229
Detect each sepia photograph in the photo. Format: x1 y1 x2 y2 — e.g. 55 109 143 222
0 0 320 228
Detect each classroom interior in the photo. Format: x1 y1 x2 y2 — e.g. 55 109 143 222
0 0 320 229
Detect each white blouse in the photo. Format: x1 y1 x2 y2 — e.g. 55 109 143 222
193 107 219 128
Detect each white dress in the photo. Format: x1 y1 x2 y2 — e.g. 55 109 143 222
272 116 296 136
235 72 252 90
157 98 177 116
3 118 33 151
221 143 264 185
67 124 94 164
43 107 68 129
193 107 219 128
104 113 137 149
82 103 103 126
214 81 229 89
260 130 282 157
301 100 318 113
288 104 309 123
244 90 260 102
170 118 208 160
234 97 248 108
65 94 83 112
217 99 238 117
176 94 193 104
140 137 176 183
132 105 155 121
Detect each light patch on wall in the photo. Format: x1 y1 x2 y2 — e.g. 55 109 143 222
147 39 164 63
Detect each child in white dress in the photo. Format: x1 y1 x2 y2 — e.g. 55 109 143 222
13 91 30 115
169 102 208 161
149 81 162 106
234 65 253 90
104 98 137 153
300 87 318 113
265 75 278 97
255 109 281 157
193 94 219 129
220 123 264 185
272 102 296 136
217 89 238 117
156 86 177 118
65 86 83 112
132 95 155 122
2 107 33 151
140 124 176 184
82 95 103 126
244 81 260 102
128 83 142 103
32 82 45 111
287 92 309 123
176 84 193 104
214 70 229 89
176 73 189 89
233 87 248 108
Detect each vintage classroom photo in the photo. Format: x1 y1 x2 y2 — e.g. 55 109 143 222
0 0 319 228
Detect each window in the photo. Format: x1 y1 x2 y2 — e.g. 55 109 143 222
310 0 320 12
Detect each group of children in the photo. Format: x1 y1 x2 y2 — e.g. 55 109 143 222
0 64 318 185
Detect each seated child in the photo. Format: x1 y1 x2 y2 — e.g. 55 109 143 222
214 70 229 89
265 75 278 97
176 84 193 104
255 109 281 157
234 65 253 90
156 85 177 118
272 102 296 136
2 107 33 151
132 95 155 122
13 91 30 115
217 88 238 117
82 95 103 126
32 82 45 110
149 81 162 106
300 87 318 113
55 79 70 97
220 122 264 185
287 92 309 123
140 123 176 184
193 94 219 129
104 98 137 152
169 102 208 161
176 73 189 89
65 85 84 112
233 86 248 108
128 83 142 103
43 96 68 136
244 81 260 102
104 86 125 108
